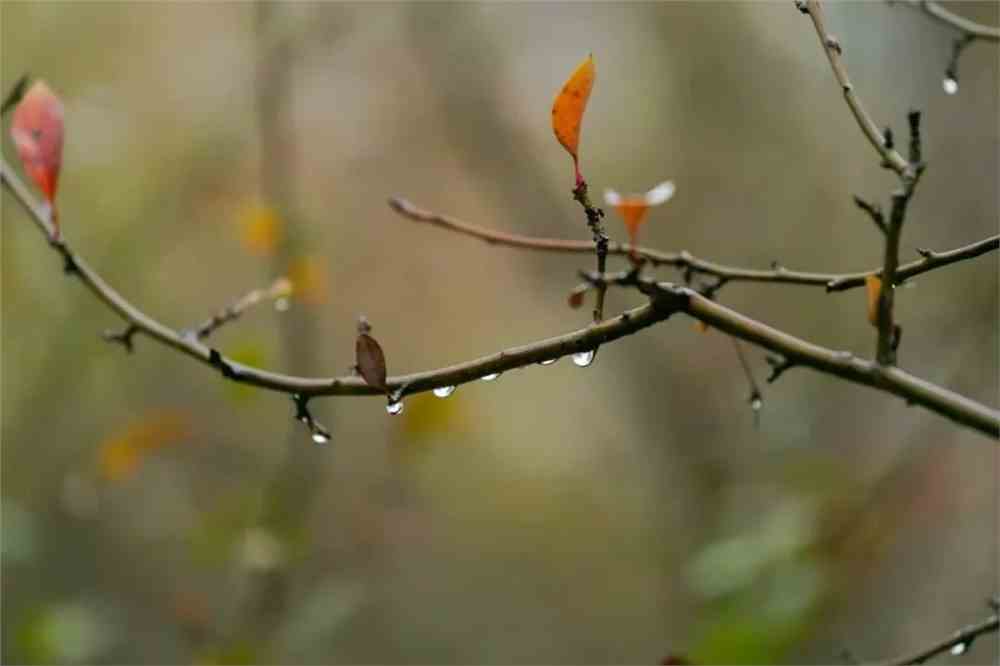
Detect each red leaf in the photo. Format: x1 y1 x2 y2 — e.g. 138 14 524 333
10 81 64 234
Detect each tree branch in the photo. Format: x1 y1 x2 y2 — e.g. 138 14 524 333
389 196 998 292
4 158 997 438
800 0 914 179
876 611 999 666
893 0 1000 42
187 277 292 341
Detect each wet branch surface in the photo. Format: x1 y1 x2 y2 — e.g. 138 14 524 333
3 158 997 438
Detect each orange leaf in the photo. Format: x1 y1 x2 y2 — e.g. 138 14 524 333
551 54 595 186
10 81 64 235
239 203 283 256
604 181 675 245
865 275 881 327
98 411 190 482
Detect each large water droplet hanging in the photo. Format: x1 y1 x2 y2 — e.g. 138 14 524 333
943 77 959 95
950 642 968 656
274 297 290 312
386 400 404 415
433 385 456 398
481 373 500 382
539 358 557 366
751 397 762 412
572 350 595 367
311 431 330 445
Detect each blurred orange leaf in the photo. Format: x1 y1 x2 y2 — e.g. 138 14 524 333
98 411 190 482
287 255 328 306
551 54 595 186
238 203 283 256
10 80 64 235
865 275 881 327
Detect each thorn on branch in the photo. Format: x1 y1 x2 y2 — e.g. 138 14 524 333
102 324 139 353
853 195 887 234
765 355 796 383
883 126 894 150
907 109 924 169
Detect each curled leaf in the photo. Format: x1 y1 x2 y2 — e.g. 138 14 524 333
865 275 881 327
10 80 64 234
355 316 387 392
604 181 675 245
551 54 595 187
567 287 586 309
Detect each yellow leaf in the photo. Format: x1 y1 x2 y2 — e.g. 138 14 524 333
865 275 881 327
287 256 329 306
551 54 595 184
239 203 283 257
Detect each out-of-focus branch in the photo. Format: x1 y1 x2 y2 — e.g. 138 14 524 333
389 197 998 292
893 0 1000 42
877 611 999 666
799 0 915 179
188 278 292 341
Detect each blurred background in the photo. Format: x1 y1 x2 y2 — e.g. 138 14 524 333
2 2 997 664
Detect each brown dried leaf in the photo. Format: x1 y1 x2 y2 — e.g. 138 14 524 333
356 332 387 392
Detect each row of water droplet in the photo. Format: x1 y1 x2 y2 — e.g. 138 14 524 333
380 349 597 417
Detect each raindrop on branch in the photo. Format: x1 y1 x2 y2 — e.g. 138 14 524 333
751 397 763 412
481 373 500 382
943 77 959 95
386 400 404 415
539 358 558 366
433 385 456 398
950 642 968 656
311 431 330 445
572 350 595 367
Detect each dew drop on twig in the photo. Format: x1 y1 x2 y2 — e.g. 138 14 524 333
481 373 500 382
433 385 456 398
311 431 330 445
386 400 404 415
950 642 968 656
943 77 959 95
540 358 558 366
572 350 595 367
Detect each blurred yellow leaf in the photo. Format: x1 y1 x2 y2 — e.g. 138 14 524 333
551 54 594 184
239 203 283 256
98 411 189 482
287 255 329 306
865 275 881 327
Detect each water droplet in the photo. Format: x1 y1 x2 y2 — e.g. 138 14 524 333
572 350 595 367
751 397 763 411
311 431 330 444
950 642 967 656
943 77 958 95
386 400 404 415
539 358 557 366
481 373 500 382
274 297 290 312
433 385 456 398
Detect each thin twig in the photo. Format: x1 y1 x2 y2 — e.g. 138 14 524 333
876 612 999 666
893 0 1000 42
572 180 609 323
389 196 998 292
3 160 997 438
188 277 292 340
800 0 914 178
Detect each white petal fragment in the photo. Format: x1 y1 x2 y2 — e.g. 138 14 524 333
644 181 675 206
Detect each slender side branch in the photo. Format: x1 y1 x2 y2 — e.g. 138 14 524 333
876 612 999 666
188 277 292 340
801 1 913 178
4 160 997 438
389 197 998 292
894 0 1000 42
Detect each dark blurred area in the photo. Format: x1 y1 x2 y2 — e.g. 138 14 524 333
2 2 997 664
